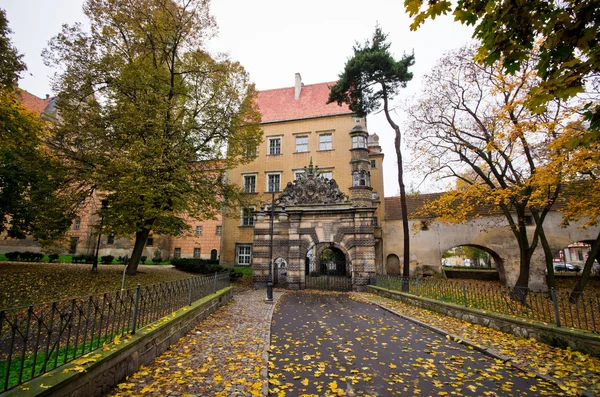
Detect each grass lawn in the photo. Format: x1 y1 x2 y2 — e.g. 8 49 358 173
0 262 196 310
0 261 254 310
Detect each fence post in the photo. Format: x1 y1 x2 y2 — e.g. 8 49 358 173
131 283 141 335
550 287 561 327
213 272 218 294
415 278 419 296
188 278 193 306
462 281 468 306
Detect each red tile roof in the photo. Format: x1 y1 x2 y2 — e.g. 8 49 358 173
385 192 569 220
256 82 352 123
17 90 49 116
385 193 443 220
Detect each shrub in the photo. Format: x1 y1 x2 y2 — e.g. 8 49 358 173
140 256 147 264
48 253 59 263
71 254 86 263
83 254 96 264
171 258 221 274
5 252 20 261
152 256 162 264
227 268 243 281
100 255 114 264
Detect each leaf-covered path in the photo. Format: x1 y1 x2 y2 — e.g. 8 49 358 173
269 292 573 396
110 289 285 397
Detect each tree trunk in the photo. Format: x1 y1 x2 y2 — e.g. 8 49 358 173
513 212 532 302
394 126 410 279
126 219 156 275
381 89 410 289
539 226 556 290
530 211 556 289
569 230 600 303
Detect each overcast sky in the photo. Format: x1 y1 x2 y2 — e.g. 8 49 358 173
2 0 474 195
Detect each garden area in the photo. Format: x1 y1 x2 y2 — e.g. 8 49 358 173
0 256 251 310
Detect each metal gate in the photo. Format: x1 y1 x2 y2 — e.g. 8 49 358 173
304 245 352 291
305 275 353 291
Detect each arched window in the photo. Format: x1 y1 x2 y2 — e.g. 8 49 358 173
352 171 360 186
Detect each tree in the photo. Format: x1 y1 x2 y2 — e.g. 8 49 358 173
0 8 77 248
328 27 415 281
407 45 584 294
550 132 600 301
404 0 600 144
44 0 262 275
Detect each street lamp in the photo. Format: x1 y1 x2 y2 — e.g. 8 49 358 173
266 184 274 302
92 199 109 272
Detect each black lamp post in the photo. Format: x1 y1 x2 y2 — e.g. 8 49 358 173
266 185 274 302
92 199 109 272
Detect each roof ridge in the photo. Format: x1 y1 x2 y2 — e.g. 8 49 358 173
258 81 337 93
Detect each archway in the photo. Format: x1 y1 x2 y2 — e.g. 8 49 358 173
317 246 347 276
305 243 352 291
441 244 504 281
210 249 218 261
386 254 400 275
274 257 288 286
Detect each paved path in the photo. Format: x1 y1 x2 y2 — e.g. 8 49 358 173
269 291 567 396
110 288 285 397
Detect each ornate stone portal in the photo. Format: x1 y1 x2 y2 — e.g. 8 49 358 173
252 160 378 291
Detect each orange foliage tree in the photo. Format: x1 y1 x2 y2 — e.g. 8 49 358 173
407 45 585 294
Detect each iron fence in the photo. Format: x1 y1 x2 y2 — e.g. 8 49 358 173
374 276 600 333
0 272 230 392
305 275 353 291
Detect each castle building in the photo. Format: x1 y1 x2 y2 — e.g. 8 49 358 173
220 74 385 289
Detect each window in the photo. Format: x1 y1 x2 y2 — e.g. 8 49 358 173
193 248 201 258
372 192 379 200
524 215 534 226
296 136 308 152
107 235 115 245
174 248 181 258
146 237 154 246
237 244 252 265
370 160 376 169
294 171 305 181
216 225 222 235
243 174 256 193
319 134 332 150
73 217 81 230
268 137 281 155
195 226 203 236
319 171 333 180
352 135 366 148
241 207 255 226
267 174 280 192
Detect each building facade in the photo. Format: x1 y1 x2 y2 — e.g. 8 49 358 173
219 74 385 289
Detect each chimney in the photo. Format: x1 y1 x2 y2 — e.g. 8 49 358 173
45 94 50 100
294 73 302 100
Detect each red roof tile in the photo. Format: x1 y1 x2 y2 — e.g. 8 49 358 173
256 82 352 123
385 191 569 221
17 90 49 116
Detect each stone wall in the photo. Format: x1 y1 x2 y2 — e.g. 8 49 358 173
368 285 600 358
6 288 233 397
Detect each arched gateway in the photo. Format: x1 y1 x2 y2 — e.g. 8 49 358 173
251 154 379 291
